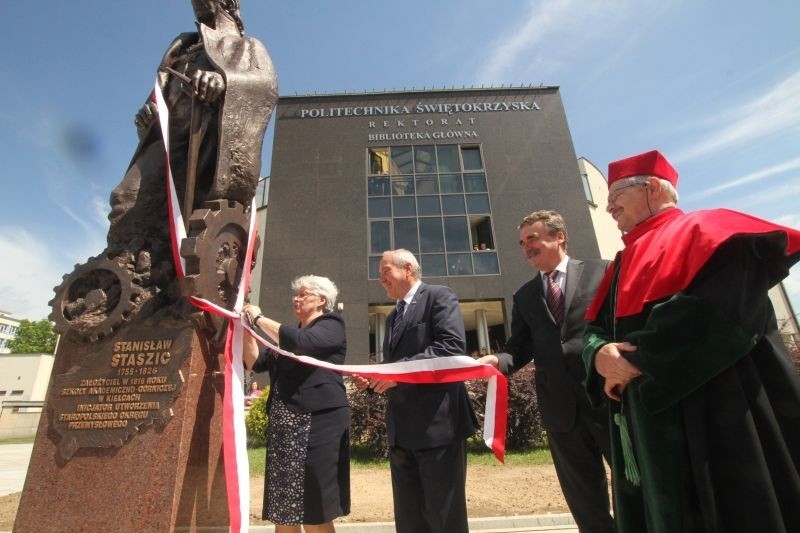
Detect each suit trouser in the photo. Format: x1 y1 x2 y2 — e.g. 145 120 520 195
548 402 615 533
389 439 469 533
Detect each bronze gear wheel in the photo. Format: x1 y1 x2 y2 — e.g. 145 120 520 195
49 255 139 341
180 199 250 310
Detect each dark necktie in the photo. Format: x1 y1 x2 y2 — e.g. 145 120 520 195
545 270 565 326
391 300 406 343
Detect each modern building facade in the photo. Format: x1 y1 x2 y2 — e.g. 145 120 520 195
0 310 21 354
258 87 602 363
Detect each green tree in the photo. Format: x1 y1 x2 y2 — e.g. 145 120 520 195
6 319 58 354
244 390 270 447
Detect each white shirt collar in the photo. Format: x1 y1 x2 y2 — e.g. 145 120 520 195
400 280 421 307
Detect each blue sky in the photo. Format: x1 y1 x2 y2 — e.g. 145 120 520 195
1 0 799 321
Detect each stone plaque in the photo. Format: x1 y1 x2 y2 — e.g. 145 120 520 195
49 325 192 460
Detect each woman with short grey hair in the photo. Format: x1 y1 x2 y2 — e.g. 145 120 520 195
242 274 349 533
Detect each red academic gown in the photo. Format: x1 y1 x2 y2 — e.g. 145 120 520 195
583 208 800 533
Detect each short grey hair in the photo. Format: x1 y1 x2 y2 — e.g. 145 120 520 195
291 275 338 312
384 249 422 279
615 175 679 203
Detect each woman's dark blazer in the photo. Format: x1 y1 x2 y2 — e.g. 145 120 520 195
252 312 348 413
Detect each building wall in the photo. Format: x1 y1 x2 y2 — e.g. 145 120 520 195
578 157 622 260
0 353 55 403
260 88 601 363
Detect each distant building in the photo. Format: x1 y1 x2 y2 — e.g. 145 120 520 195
0 310 21 354
260 86 600 362
251 87 798 362
0 352 54 439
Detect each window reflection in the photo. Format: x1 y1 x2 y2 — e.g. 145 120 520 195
447 253 473 275
464 173 487 192
440 174 463 193
394 218 419 253
414 146 436 173
391 146 413 174
444 216 470 251
437 145 459 173
417 196 441 216
466 194 490 214
369 147 390 174
393 197 416 217
367 144 497 277
461 146 483 170
368 176 390 196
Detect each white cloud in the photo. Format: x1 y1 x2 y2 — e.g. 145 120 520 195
673 70 800 162
476 0 582 82
686 157 800 202
0 228 66 320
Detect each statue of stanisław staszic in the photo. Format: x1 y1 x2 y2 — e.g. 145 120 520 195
44 0 277 460
51 0 277 344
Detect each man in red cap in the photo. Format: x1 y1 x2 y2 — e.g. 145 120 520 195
583 150 800 532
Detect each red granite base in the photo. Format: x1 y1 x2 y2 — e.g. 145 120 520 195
14 324 230 532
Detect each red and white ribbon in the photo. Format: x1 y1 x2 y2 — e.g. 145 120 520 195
154 80 508 532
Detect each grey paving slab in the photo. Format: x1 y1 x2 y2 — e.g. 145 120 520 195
0 443 32 497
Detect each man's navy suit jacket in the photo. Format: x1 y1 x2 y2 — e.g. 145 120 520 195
382 282 478 450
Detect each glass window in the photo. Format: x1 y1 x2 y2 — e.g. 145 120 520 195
464 172 487 192
369 256 381 279
369 147 390 174
581 173 595 204
414 146 436 173
394 218 419 253
368 176 390 196
419 217 445 253
447 253 474 275
391 146 413 174
368 198 391 217
367 143 497 278
436 145 459 173
466 194 490 214
415 174 439 194
370 221 391 254
439 174 463 193
461 146 483 170
473 251 499 274
392 197 416 217
441 195 465 215
417 196 441 216
421 254 447 277
391 176 414 196
443 216 470 251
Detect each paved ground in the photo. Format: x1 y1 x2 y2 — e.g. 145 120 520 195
0 443 31 498
0 442 577 532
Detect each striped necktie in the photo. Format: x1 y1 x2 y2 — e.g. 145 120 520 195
391 300 406 342
545 270 565 326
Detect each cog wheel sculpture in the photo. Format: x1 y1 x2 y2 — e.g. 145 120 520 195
180 199 250 311
49 255 139 341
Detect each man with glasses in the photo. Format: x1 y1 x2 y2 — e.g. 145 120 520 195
583 149 800 532
480 210 613 533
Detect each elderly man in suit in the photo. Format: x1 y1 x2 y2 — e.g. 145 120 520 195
354 248 477 533
480 210 613 533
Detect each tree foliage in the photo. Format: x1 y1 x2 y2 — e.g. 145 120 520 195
7 319 58 354
244 389 270 447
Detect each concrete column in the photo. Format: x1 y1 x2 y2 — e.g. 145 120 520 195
374 312 386 362
475 308 489 354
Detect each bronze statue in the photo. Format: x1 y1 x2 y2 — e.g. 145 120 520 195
52 0 278 341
